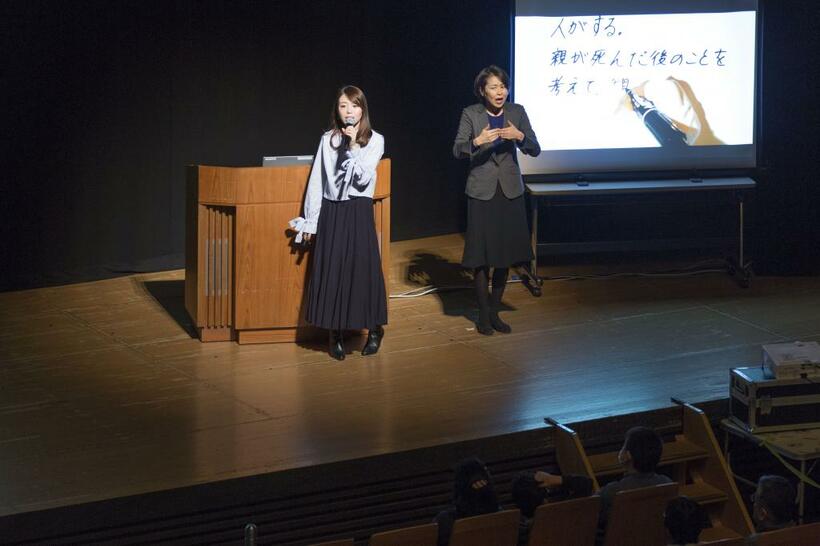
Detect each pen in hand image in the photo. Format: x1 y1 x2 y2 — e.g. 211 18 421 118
625 87 688 147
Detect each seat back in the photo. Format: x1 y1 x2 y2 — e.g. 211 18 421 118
698 538 745 545
369 522 438 546
527 495 601 546
752 522 820 546
602 482 679 546
449 509 521 546
547 418 600 490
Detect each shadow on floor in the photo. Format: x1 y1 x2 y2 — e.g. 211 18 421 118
139 279 199 338
405 252 514 324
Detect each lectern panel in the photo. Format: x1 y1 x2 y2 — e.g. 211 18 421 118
200 205 235 331
234 203 308 329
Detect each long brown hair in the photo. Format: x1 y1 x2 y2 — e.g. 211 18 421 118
329 85 373 149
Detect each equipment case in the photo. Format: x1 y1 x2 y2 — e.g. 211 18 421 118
729 366 820 432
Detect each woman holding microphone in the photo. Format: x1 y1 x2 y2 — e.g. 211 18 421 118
290 85 387 360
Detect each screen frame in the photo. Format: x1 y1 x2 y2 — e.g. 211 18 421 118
510 0 762 181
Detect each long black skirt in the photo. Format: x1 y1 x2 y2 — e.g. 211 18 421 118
306 197 387 331
462 185 533 268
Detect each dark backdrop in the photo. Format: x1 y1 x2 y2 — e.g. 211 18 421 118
1 0 818 291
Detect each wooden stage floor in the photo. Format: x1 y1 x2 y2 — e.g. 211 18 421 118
2 234 819 518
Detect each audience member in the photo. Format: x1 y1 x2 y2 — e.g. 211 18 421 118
751 475 797 533
597 426 672 527
664 495 708 545
434 457 500 546
513 471 594 545
533 470 595 501
511 473 546 546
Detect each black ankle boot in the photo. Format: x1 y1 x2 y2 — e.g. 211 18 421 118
329 330 345 361
361 325 384 356
489 312 511 333
476 307 494 336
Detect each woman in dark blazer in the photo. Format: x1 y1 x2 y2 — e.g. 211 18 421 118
453 65 540 335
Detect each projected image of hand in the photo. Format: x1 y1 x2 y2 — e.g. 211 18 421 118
620 78 725 147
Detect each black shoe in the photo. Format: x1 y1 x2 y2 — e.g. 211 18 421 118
476 320 494 336
329 330 345 361
476 304 494 336
490 313 511 333
361 326 384 356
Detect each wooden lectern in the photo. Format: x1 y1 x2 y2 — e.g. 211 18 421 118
184 160 391 344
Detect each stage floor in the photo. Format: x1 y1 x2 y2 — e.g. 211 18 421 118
1 233 819 517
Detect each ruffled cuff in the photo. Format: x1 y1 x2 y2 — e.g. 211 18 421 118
288 216 317 243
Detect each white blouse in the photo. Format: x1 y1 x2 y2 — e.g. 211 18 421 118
289 129 384 243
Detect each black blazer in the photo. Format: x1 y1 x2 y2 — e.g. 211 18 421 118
452 102 541 200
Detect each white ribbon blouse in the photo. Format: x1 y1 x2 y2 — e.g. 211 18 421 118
289 129 384 243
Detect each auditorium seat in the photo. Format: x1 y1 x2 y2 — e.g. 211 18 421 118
527 495 600 546
749 521 820 545
369 522 438 546
448 508 520 546
602 482 679 546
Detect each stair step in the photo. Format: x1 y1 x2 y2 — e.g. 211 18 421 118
588 438 708 476
680 481 728 505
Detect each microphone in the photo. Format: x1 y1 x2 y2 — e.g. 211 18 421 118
342 117 356 148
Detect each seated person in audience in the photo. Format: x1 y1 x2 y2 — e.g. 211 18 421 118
597 426 672 527
750 475 797 533
512 473 546 546
533 470 595 501
664 495 708 545
434 457 501 546
514 471 595 545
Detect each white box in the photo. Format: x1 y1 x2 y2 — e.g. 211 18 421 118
763 341 820 379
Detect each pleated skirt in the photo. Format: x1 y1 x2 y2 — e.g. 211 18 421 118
306 197 387 331
462 184 534 269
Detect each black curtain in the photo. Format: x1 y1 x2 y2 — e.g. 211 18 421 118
752 0 820 274
1 0 818 292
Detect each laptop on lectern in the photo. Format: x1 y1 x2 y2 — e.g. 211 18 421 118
262 155 313 167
